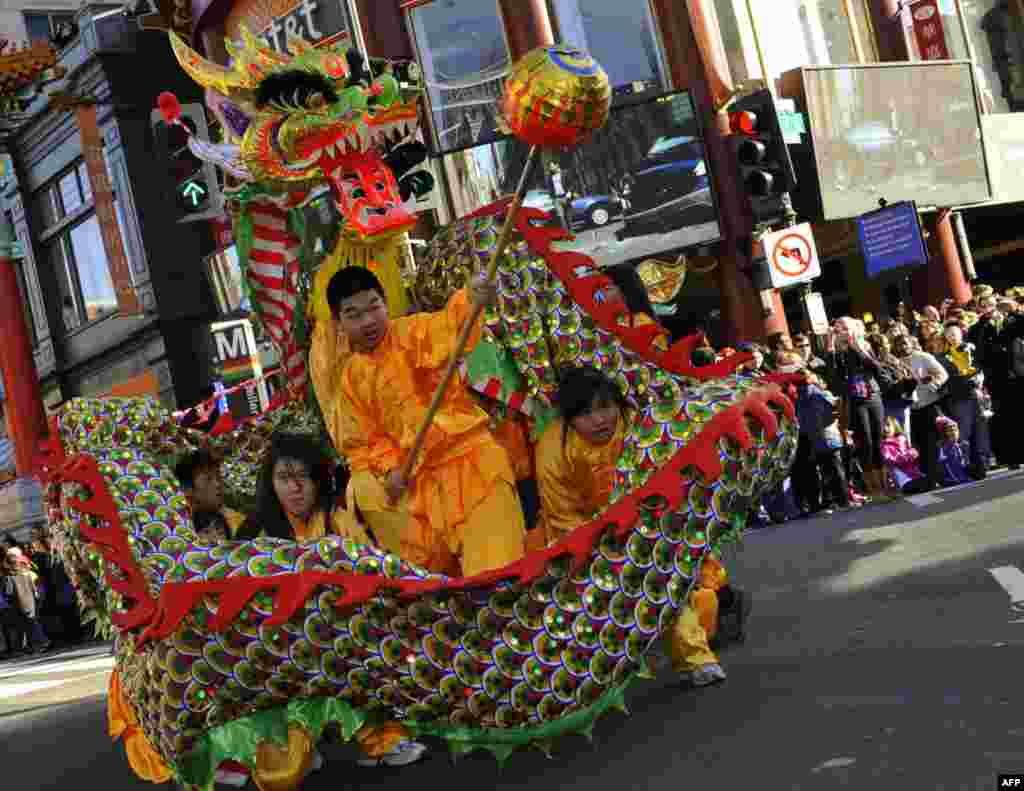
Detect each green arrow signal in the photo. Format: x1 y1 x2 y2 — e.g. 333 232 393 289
181 180 208 208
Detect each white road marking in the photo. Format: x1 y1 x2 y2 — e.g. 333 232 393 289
0 670 110 701
0 656 114 680
907 493 943 507
989 567 1024 623
990 567 1024 603
0 679 70 700
812 757 857 772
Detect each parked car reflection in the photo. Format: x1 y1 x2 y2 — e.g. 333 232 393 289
522 189 624 230
615 135 714 241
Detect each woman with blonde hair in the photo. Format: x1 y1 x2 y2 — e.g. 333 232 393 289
824 317 890 500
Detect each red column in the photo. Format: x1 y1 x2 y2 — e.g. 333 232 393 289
0 223 44 476
914 210 971 307
652 0 789 344
496 0 555 59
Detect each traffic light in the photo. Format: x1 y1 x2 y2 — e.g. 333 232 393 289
151 102 221 223
728 89 796 221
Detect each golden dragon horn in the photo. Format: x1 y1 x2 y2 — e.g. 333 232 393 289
285 34 314 56
168 30 255 98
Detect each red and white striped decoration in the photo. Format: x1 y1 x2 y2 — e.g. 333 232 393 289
245 195 307 392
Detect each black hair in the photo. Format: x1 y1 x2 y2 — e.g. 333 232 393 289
255 70 340 110
242 433 337 540
555 365 628 449
326 266 386 318
346 48 370 87
174 449 221 490
603 263 657 324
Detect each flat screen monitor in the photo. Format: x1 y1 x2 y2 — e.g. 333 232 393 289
443 89 722 267
801 60 991 220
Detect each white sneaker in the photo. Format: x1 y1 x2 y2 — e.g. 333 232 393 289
356 740 428 768
687 663 727 687
214 768 250 787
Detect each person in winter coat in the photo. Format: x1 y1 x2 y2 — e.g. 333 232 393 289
936 416 971 487
3 549 51 653
793 371 852 514
824 317 889 500
893 334 948 491
995 310 1024 469
938 324 990 477
0 577 30 657
880 417 929 495
30 530 81 645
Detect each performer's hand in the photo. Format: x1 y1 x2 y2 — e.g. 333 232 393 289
384 469 407 505
469 271 497 307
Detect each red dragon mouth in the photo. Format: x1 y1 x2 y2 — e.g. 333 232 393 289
308 116 420 238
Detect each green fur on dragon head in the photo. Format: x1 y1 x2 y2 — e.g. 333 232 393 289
166 28 436 392
170 27 432 241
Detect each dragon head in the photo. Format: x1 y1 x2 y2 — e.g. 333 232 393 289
170 28 433 241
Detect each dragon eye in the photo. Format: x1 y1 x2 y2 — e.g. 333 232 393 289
324 55 347 79
352 188 366 199
306 92 327 109
375 182 385 190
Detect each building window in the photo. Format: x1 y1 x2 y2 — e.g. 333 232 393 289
408 0 511 154
33 160 127 334
547 0 669 101
712 0 875 87
953 1 1024 114
16 264 36 346
2 210 34 346
23 11 75 44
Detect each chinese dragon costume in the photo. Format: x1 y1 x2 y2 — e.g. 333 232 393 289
39 29 801 791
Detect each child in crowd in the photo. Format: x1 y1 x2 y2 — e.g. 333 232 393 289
880 416 929 495
936 416 971 487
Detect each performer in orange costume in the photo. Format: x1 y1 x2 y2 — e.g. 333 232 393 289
535 365 727 687
331 266 526 577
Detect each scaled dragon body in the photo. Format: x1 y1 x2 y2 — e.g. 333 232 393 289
40 30 803 791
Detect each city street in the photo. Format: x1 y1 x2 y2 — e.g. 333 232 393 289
7 472 1024 790
552 220 720 267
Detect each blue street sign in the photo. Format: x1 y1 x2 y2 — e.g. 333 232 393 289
856 201 928 279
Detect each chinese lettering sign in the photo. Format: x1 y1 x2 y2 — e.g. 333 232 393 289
910 0 950 61
77 104 143 316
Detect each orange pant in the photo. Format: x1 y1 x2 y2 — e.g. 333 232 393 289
252 721 407 791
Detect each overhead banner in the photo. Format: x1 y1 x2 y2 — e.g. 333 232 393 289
910 0 950 61
77 104 143 316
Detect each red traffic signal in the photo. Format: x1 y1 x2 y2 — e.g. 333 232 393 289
728 110 757 136
727 89 797 205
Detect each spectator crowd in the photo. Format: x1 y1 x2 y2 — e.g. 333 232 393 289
702 283 1024 523
0 528 84 658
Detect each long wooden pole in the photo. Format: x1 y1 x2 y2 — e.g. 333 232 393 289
397 144 540 489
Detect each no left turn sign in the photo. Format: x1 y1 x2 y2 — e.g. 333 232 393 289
761 222 821 288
